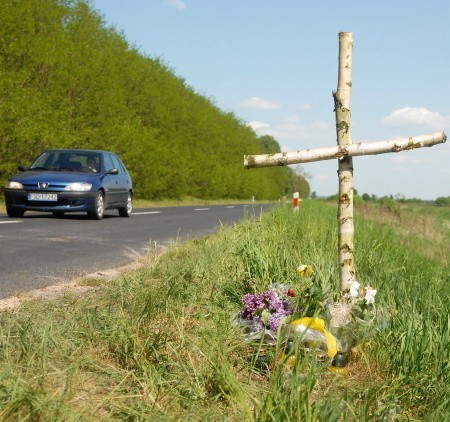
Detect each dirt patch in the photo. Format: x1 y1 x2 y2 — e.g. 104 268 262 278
0 261 144 311
0 242 168 311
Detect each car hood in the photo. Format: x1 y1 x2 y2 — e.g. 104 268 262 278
10 171 100 184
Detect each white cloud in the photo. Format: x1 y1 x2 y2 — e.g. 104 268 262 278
248 120 310 142
272 122 311 141
239 97 281 110
284 115 300 123
298 103 313 110
382 107 450 129
390 155 420 163
273 118 333 145
315 174 330 181
311 120 331 131
164 0 186 11
247 121 271 131
246 116 334 150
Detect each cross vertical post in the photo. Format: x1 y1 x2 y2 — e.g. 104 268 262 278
334 32 356 291
243 32 446 294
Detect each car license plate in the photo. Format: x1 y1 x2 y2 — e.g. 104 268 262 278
28 193 58 201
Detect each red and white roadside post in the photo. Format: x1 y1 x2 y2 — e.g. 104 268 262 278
293 192 300 212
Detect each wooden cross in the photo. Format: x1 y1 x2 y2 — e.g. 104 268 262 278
244 32 447 293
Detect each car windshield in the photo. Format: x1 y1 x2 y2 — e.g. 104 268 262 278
29 151 101 173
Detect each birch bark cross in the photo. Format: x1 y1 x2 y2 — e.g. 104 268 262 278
244 32 447 294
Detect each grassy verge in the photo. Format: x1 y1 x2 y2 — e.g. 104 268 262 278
0 200 449 420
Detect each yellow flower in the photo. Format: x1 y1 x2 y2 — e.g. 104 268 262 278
297 264 314 277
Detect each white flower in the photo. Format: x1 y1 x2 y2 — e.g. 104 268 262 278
270 282 287 297
349 281 360 298
364 286 377 305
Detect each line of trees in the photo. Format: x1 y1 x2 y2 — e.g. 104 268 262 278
0 0 309 200
360 193 450 206
327 191 450 206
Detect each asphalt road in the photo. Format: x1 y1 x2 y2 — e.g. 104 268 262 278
0 203 274 299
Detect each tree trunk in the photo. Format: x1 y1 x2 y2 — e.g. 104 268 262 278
334 32 355 292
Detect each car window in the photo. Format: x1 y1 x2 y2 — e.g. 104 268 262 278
110 154 123 174
30 151 57 169
82 154 100 172
103 153 115 172
115 156 127 174
56 152 86 171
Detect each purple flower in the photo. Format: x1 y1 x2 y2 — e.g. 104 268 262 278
240 289 295 332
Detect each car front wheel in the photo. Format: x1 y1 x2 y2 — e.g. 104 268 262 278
88 191 105 220
118 192 132 217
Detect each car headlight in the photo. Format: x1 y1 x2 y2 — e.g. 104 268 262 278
5 181 23 189
64 182 92 192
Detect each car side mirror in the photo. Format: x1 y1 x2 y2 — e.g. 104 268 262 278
18 165 27 172
107 168 119 175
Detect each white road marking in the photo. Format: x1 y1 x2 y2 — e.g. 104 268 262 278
194 208 210 211
0 221 21 224
226 206 235 208
132 211 161 215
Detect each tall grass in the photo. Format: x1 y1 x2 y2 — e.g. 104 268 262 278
0 200 448 420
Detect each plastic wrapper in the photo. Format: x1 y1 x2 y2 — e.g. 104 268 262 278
326 301 390 351
232 313 278 344
282 317 339 359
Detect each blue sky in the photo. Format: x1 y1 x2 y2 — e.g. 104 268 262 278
91 0 449 200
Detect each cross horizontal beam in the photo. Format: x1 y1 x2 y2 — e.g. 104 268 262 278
244 131 446 169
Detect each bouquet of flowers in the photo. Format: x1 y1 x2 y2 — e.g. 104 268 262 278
236 265 342 362
238 283 297 342
237 265 315 343
235 265 385 367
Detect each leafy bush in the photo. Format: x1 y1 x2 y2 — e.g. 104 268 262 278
435 196 450 205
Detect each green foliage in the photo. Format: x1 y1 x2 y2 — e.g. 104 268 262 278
289 172 311 199
258 135 281 154
436 196 450 205
353 193 364 204
378 196 401 216
0 0 308 200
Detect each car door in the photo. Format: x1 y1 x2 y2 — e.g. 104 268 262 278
102 153 121 206
110 153 130 204
102 153 130 206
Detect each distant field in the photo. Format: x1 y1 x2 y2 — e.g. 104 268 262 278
356 201 450 265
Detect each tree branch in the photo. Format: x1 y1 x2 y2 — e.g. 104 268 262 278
243 131 447 169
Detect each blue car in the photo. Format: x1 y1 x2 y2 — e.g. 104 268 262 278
4 149 133 220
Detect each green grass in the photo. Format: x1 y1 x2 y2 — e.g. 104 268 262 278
0 200 449 420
